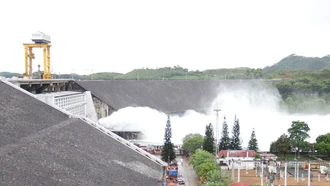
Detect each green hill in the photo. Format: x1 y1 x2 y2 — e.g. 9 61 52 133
263 54 330 75
0 71 21 78
79 72 122 80
117 67 186 80
116 66 253 80
0 67 259 80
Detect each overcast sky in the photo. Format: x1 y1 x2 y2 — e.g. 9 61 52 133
1 0 330 75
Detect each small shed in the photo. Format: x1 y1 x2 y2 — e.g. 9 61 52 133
259 153 277 161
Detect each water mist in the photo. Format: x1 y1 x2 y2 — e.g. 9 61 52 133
99 82 330 151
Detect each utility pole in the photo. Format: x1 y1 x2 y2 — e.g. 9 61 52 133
308 163 311 186
297 162 299 182
284 162 287 186
238 160 241 182
231 160 234 181
214 105 221 157
261 161 263 186
294 160 297 181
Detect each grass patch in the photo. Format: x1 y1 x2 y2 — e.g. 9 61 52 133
275 153 311 161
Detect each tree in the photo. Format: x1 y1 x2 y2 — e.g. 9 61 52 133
203 123 215 154
190 149 218 183
161 115 176 163
190 149 216 170
230 115 242 150
195 160 218 180
269 141 277 153
315 133 330 157
201 169 230 186
275 134 291 158
288 121 310 158
254 153 261 159
182 133 196 142
248 128 259 152
219 116 230 151
182 133 204 154
190 149 230 185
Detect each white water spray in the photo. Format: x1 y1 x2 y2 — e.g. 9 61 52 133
99 83 330 151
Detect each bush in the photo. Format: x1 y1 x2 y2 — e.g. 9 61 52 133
190 149 230 185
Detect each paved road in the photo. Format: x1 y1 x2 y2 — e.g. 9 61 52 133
176 157 199 186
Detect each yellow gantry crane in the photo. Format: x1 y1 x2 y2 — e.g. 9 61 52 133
23 32 51 79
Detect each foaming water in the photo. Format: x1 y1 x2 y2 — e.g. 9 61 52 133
99 107 212 145
99 83 330 151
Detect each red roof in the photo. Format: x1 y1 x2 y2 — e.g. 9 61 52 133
230 182 249 186
218 150 256 158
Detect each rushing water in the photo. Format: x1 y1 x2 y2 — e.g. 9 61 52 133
99 83 330 151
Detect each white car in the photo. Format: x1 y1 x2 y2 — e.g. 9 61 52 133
177 176 185 185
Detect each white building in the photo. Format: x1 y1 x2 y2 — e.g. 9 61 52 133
218 150 256 170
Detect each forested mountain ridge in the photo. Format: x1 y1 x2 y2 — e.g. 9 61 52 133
263 54 330 75
2 54 330 80
0 66 252 80
0 72 21 78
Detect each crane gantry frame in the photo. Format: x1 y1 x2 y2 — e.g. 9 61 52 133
23 43 51 79
23 32 52 79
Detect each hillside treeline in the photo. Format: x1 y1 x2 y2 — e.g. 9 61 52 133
274 69 330 114
0 66 261 80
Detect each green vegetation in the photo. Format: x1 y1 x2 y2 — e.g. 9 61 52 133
275 153 311 161
190 149 230 185
248 128 259 151
230 115 242 150
119 66 189 80
203 123 215 154
263 54 330 75
315 133 330 158
275 76 330 114
261 55 330 114
219 117 230 151
79 72 122 80
270 134 291 157
270 121 329 160
161 116 176 163
42 66 261 80
288 121 310 158
182 133 204 154
269 120 326 161
0 71 21 78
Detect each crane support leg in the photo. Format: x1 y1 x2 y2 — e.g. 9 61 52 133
24 46 28 77
29 47 33 78
43 46 51 79
23 43 51 79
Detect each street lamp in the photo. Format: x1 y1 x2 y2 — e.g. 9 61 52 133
295 147 298 160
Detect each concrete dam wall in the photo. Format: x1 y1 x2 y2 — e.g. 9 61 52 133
74 80 275 114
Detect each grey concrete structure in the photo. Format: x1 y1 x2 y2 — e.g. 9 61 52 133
7 79 277 119
73 80 223 114
0 81 164 186
8 79 73 93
